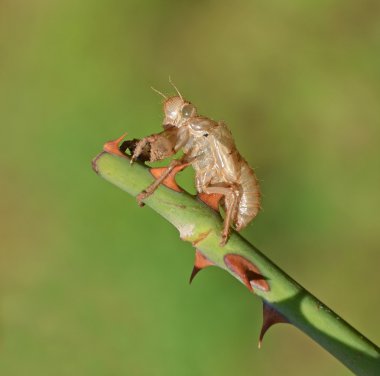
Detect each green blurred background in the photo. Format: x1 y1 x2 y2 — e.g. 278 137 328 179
1 1 379 375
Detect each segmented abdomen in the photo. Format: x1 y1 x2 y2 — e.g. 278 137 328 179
235 160 261 231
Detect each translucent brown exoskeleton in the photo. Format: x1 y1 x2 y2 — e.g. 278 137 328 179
131 88 261 246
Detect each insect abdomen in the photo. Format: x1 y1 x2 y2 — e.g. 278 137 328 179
235 160 261 231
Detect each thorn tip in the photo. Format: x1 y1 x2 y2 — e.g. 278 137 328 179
258 302 289 348
189 250 214 284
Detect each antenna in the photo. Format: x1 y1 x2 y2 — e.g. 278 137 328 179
168 76 183 100
151 86 167 100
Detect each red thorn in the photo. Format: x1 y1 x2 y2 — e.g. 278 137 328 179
103 133 128 157
224 254 269 292
258 302 289 349
150 163 190 192
198 193 223 211
189 249 214 284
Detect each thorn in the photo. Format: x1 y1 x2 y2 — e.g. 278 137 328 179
103 133 128 157
189 249 214 284
150 163 190 192
258 302 289 349
198 193 223 211
224 254 269 293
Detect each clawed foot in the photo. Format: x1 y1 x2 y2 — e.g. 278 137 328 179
220 230 230 247
136 191 148 207
130 153 138 165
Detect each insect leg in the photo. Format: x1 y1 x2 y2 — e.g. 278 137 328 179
201 184 241 246
130 138 150 164
131 127 181 165
136 157 192 206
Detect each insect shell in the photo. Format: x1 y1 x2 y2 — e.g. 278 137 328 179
133 93 261 246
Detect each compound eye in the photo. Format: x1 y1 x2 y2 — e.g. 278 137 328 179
181 104 195 118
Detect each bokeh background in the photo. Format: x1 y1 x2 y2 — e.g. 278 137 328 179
1 1 379 375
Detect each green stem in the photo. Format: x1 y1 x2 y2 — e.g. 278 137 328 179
93 151 380 375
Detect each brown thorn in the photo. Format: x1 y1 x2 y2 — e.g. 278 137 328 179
224 254 270 293
103 133 128 158
258 302 289 349
150 163 190 192
189 249 214 284
198 193 223 211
